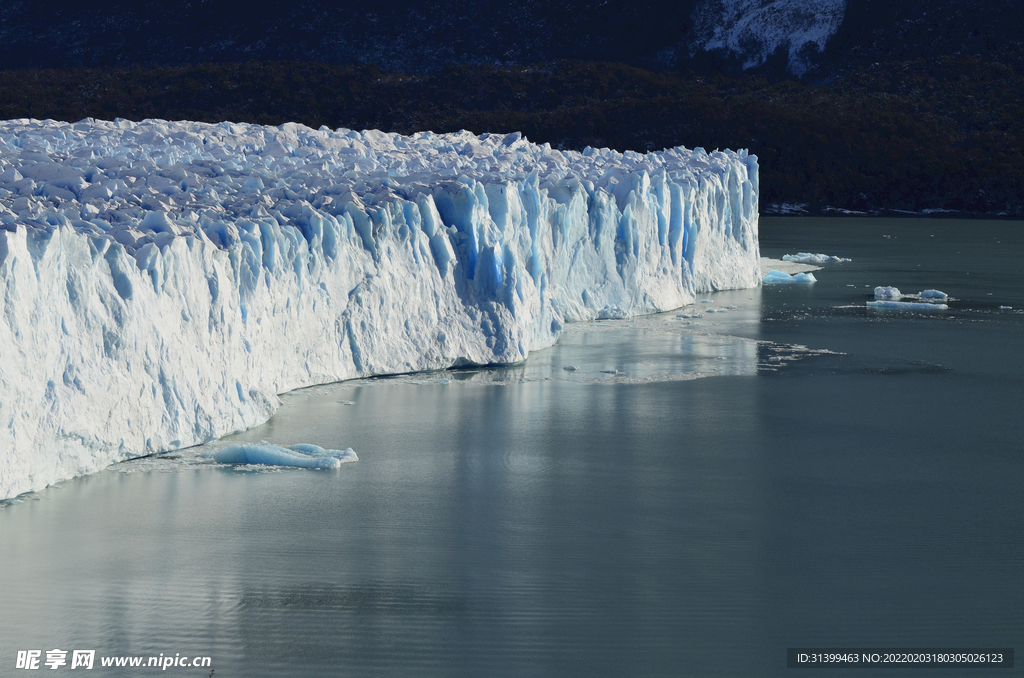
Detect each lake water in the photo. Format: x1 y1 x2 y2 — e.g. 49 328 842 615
1 218 1021 677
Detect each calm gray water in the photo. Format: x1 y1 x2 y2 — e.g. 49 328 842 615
1 218 1022 677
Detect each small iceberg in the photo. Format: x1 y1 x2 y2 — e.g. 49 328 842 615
874 287 949 303
783 253 852 264
874 286 902 299
763 270 816 284
203 442 358 468
867 300 948 311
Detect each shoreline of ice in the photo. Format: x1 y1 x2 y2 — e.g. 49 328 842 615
0 118 760 499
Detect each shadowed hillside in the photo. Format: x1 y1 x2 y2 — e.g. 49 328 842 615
0 55 1021 215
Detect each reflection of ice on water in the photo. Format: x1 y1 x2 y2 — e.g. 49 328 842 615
543 326 762 384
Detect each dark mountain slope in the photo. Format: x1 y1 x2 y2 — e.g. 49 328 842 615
1 1 1021 80
1 56 1020 215
810 0 1024 79
0 1 692 73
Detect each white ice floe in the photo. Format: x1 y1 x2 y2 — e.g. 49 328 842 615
867 300 948 311
0 118 760 498
203 442 357 468
763 269 816 284
782 252 851 264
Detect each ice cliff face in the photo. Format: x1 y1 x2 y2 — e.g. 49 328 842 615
691 0 846 76
0 118 760 499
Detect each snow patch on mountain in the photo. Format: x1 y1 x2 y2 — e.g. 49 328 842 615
691 0 846 76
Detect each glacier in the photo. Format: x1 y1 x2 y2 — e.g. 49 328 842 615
0 118 760 499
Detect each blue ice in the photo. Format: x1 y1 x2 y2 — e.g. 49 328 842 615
867 300 948 311
919 289 948 301
204 443 358 468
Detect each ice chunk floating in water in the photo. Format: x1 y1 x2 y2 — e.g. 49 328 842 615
783 252 851 264
874 286 902 299
875 287 949 302
867 300 948 311
288 443 358 462
204 443 357 469
763 269 816 284
0 118 760 499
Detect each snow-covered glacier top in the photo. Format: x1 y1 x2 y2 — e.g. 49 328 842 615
0 118 760 499
0 117 745 248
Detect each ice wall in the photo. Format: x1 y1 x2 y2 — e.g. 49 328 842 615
0 118 760 499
